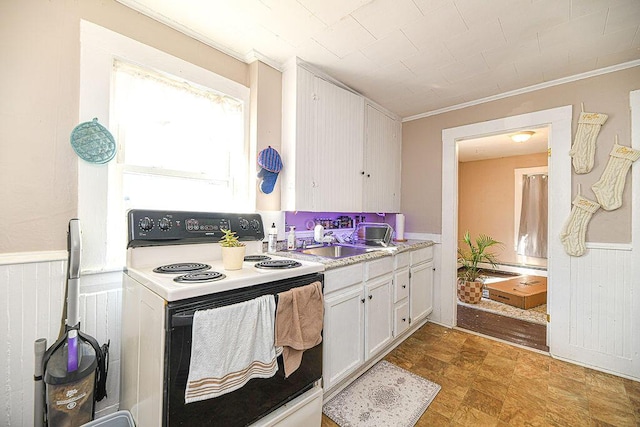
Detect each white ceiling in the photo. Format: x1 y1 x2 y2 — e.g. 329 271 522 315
457 127 549 162
116 0 640 119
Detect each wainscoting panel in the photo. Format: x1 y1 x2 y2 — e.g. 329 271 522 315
564 247 637 378
0 258 122 425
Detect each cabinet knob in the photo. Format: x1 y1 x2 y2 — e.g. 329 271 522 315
402 284 406 289
361 171 365 175
367 174 371 178
368 295 373 300
361 298 365 303
402 318 406 322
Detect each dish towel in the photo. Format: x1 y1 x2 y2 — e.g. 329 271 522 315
275 281 324 378
185 295 278 403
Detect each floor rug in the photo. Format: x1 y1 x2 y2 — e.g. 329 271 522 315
322 360 441 427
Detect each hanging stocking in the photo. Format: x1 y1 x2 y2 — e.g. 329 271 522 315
569 110 608 174
591 142 640 211
560 195 600 257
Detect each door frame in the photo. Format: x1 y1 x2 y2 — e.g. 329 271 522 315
440 106 573 351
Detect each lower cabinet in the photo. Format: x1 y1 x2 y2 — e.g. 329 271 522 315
409 247 434 324
322 246 434 395
364 273 393 360
323 283 364 392
322 258 392 392
409 260 434 323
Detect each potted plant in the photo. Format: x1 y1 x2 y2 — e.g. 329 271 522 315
219 228 246 270
457 231 502 304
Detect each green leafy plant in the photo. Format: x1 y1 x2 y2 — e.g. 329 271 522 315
457 231 502 282
219 229 245 247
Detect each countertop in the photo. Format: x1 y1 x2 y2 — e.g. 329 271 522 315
274 239 435 270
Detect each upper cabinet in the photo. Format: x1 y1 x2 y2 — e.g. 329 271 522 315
281 59 401 213
313 76 364 212
363 103 401 213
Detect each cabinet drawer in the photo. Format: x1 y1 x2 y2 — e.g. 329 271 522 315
324 263 364 294
393 302 410 337
410 246 433 265
394 252 410 269
393 268 409 303
365 256 394 281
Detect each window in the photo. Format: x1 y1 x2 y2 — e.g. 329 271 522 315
112 61 247 213
79 21 252 271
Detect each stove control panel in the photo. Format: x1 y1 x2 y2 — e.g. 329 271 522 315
127 210 265 247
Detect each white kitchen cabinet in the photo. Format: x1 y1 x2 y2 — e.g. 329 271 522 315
393 301 410 337
409 247 434 324
314 76 364 211
392 252 410 337
364 274 393 359
363 103 402 212
322 257 393 392
281 59 402 213
322 282 364 392
281 59 364 212
281 63 316 210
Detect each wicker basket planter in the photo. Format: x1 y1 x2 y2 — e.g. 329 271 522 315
457 278 483 304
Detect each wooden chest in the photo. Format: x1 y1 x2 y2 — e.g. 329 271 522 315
486 275 547 309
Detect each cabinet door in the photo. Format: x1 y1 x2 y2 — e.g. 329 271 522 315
393 301 410 337
393 267 410 303
410 260 434 324
281 64 316 211
323 285 364 392
364 275 393 360
314 76 364 212
363 104 401 212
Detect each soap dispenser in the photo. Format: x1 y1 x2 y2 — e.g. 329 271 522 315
287 226 296 250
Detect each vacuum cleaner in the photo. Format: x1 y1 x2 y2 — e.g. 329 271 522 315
34 219 110 427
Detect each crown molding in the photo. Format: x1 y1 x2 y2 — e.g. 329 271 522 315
403 59 640 122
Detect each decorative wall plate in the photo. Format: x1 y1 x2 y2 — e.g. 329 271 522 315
70 118 116 164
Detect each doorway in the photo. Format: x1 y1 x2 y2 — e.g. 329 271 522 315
456 128 550 350
440 106 574 353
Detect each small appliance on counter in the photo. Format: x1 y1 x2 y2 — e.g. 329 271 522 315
349 222 393 247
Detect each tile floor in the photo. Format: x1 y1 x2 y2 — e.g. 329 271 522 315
322 323 640 426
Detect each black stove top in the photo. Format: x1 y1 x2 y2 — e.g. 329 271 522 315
154 263 211 274
173 271 226 283
254 260 302 269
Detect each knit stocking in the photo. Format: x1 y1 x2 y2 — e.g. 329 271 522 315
591 143 640 211
560 195 600 257
569 112 608 174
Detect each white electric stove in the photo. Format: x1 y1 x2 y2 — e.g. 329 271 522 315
121 209 325 427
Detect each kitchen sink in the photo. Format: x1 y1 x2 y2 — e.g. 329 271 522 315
299 244 372 258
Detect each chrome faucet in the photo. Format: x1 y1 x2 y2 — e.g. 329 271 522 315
314 224 337 245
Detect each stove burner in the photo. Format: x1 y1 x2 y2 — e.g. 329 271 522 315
244 255 272 262
173 271 226 283
154 263 211 274
254 260 302 269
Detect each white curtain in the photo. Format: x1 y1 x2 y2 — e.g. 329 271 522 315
517 174 548 258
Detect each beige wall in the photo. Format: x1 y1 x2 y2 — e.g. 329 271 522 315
402 66 640 243
0 1 257 253
458 153 548 264
251 61 283 212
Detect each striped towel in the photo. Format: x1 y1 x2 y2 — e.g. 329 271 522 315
185 295 278 403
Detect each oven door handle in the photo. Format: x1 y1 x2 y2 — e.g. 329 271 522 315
171 312 194 327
